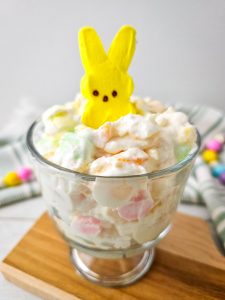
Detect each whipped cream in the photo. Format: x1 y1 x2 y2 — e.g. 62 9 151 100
37 94 196 175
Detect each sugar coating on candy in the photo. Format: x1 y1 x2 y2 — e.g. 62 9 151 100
202 149 218 163
211 164 225 178
205 139 223 152
3 172 21 187
18 167 33 182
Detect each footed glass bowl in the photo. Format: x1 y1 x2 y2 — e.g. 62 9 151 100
26 120 200 287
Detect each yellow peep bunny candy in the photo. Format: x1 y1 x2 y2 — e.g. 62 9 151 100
78 25 137 129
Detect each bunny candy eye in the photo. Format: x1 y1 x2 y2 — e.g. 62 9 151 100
112 90 117 97
93 90 99 96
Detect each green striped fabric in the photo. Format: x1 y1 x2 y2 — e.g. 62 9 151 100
0 104 225 250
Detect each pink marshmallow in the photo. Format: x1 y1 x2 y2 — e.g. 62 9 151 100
71 216 102 236
117 190 153 221
132 190 148 202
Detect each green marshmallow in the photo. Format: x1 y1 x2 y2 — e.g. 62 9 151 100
175 144 191 162
36 135 60 155
59 131 95 163
60 133 80 153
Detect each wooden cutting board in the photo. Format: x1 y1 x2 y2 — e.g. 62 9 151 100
1 212 225 300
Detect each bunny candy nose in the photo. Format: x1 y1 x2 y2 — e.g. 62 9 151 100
103 95 108 102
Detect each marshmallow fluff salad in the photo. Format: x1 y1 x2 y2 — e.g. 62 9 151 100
30 25 198 252
34 94 197 250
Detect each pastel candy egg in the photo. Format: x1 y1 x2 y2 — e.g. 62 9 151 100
202 150 218 163
17 167 33 182
3 172 21 187
211 164 225 178
219 172 225 185
205 140 223 152
71 216 102 236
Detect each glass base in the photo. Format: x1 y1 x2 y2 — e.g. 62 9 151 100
70 247 155 287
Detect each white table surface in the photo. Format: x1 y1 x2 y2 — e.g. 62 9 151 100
0 195 210 300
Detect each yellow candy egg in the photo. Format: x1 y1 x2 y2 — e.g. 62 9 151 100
202 150 218 163
3 172 21 187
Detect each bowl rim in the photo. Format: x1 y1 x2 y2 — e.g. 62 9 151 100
26 119 201 180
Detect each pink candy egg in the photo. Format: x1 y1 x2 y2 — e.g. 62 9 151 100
17 167 33 182
205 139 223 152
71 216 102 236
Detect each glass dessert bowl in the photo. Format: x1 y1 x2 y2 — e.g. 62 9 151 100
26 24 201 286
26 120 200 287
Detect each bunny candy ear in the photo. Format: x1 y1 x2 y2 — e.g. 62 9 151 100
78 27 107 73
108 25 136 72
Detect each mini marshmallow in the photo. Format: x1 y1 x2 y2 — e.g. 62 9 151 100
113 114 159 140
42 104 76 135
104 136 153 154
117 190 153 221
90 148 149 176
71 215 102 236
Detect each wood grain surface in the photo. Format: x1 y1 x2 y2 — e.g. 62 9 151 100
1 212 225 300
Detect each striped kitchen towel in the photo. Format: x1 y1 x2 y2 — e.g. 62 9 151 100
195 157 225 250
179 103 225 204
178 104 225 251
0 100 42 206
0 137 41 206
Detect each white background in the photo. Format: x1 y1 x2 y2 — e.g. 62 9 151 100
0 0 225 125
